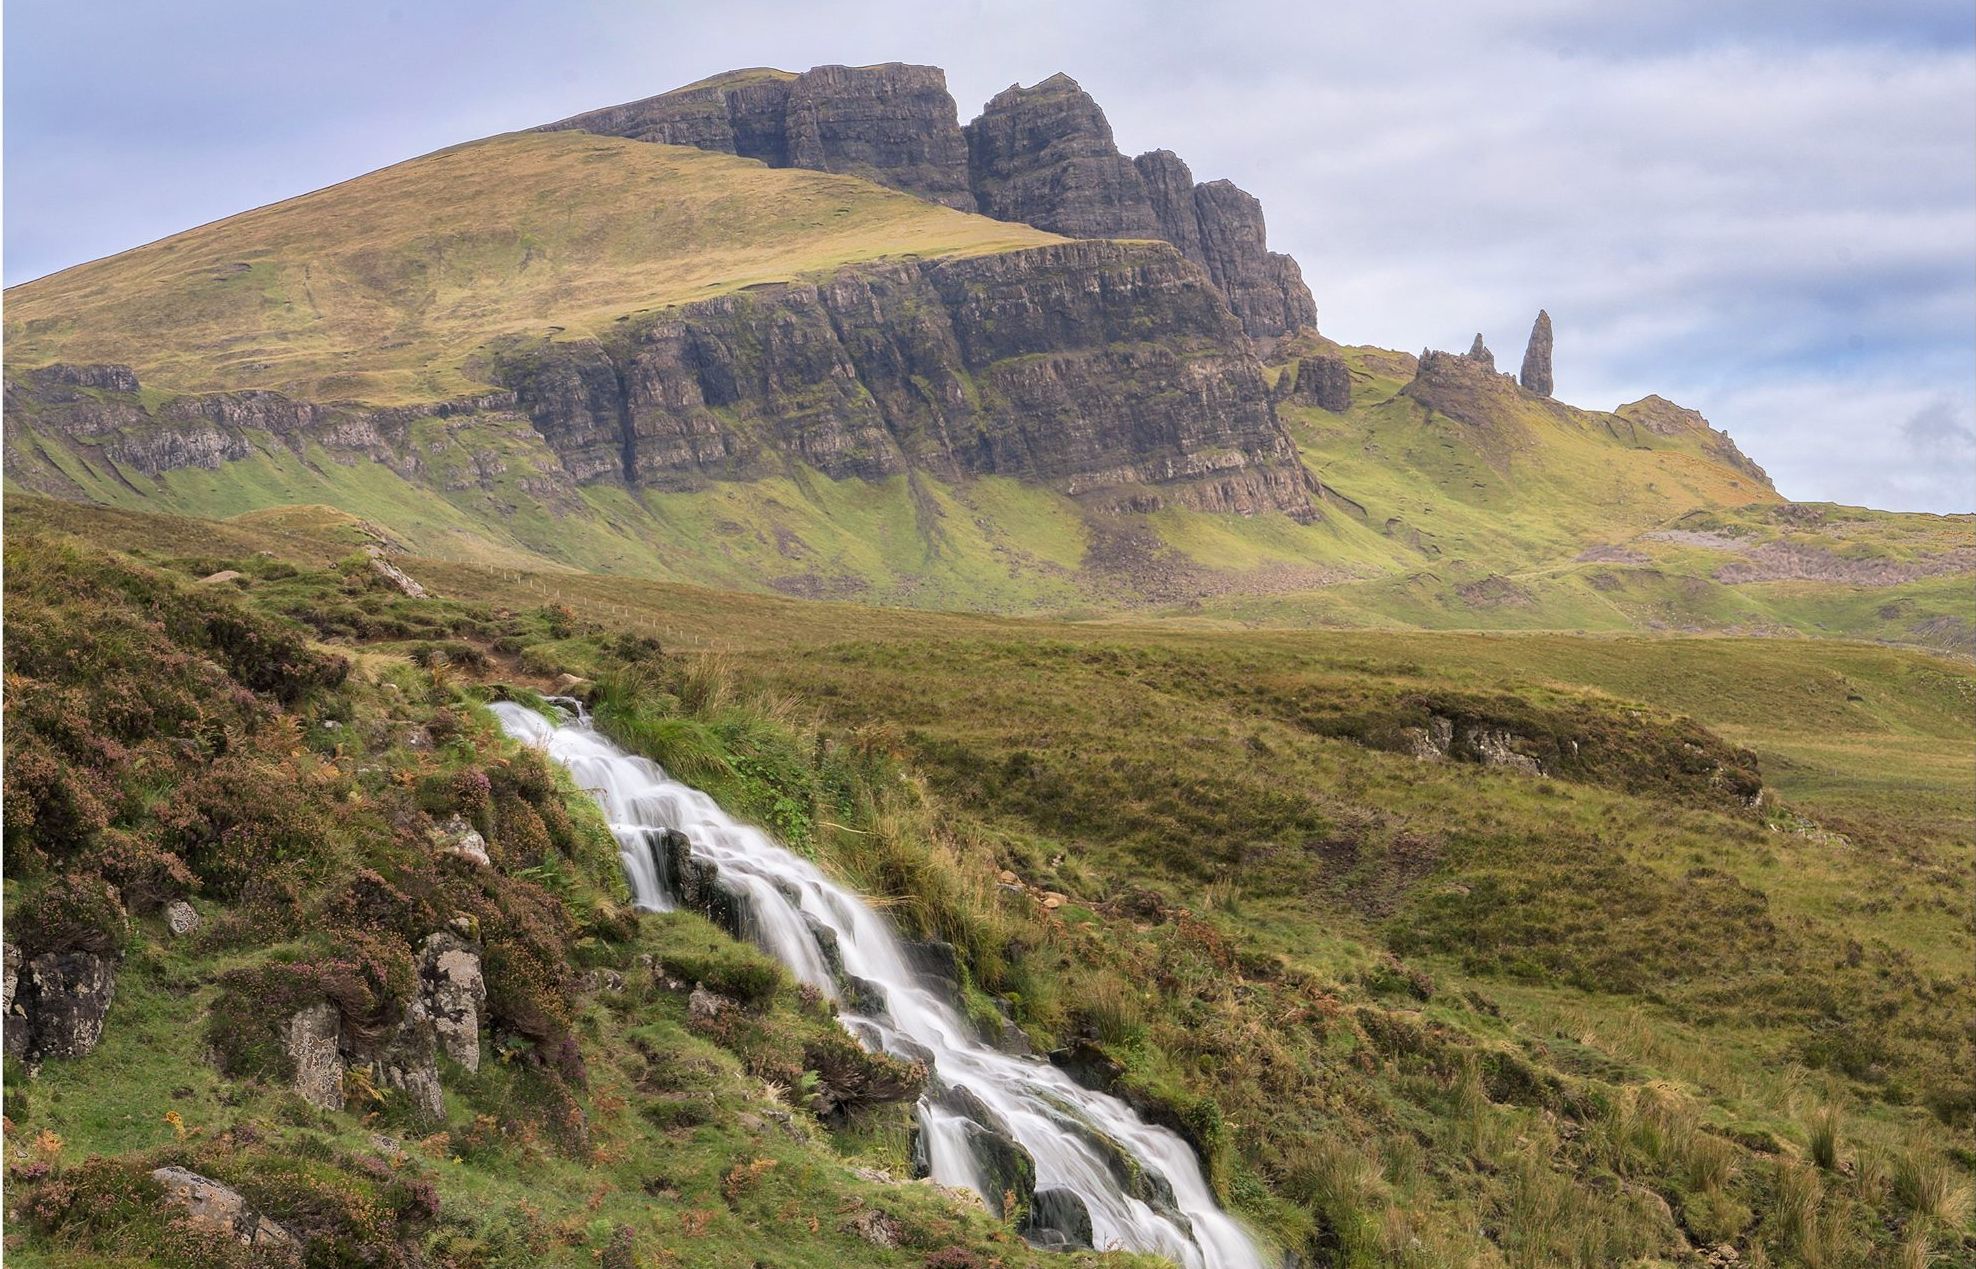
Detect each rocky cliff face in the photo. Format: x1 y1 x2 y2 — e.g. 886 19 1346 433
6 242 1316 522
539 64 977 210
540 65 1317 340
488 240 1316 519
964 74 1165 239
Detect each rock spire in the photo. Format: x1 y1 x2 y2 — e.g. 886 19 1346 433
1519 310 1553 396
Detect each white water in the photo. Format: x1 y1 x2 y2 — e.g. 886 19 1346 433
494 700 1266 1269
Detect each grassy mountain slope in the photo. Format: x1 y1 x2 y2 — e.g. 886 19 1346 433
5 132 1964 645
2 131 1058 404
6 498 1970 1266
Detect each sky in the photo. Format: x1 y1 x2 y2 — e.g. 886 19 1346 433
6 0 1974 512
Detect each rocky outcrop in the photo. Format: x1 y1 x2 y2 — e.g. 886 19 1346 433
419 933 486 1071
1190 180 1316 339
1401 346 1524 427
1277 355 1353 413
4 950 116 1061
1614 396 1772 486
539 65 1317 338
965 75 1165 239
285 1002 345 1110
1519 310 1553 396
491 241 1316 520
538 64 977 211
151 1167 301 1254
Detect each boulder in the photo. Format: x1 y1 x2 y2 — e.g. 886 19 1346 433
196 570 244 585
1280 355 1353 413
12 951 117 1060
285 1001 345 1110
151 1166 301 1252
1519 309 1553 396
369 996 444 1122
436 814 490 867
165 900 203 937
1028 1187 1094 1249
419 933 487 1071
363 545 426 598
3 942 20 1020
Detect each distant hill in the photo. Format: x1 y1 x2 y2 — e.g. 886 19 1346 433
5 65 1968 649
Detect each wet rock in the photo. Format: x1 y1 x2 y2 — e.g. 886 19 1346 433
419 933 487 1071
11 951 117 1061
1518 309 1553 396
901 938 962 990
151 1166 300 1252
661 830 745 937
165 900 203 937
285 1002 345 1110
840 974 889 1018
1027 1187 1094 1250
962 1119 1037 1219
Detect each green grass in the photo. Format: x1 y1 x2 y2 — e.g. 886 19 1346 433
3 131 1059 405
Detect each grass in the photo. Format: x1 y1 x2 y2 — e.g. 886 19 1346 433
3 131 1058 404
6 504 1972 1264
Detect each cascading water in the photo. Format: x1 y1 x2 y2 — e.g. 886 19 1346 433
493 700 1266 1269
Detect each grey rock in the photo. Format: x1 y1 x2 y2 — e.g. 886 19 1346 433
363 545 426 598
1028 1187 1094 1249
3 943 20 1021
151 1166 301 1251
539 64 977 211
436 814 490 867
420 933 487 1071
1279 356 1353 413
285 1001 345 1110
1466 333 1494 368
965 74 1164 239
1519 309 1553 396
165 900 203 937
370 995 444 1122
14 952 116 1060
494 241 1313 520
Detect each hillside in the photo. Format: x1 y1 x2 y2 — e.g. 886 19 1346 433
1 130 1059 404
5 498 1971 1266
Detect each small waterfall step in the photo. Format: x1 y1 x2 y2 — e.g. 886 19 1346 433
494 700 1266 1269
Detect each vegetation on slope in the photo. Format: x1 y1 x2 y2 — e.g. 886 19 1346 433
2 131 1057 404
7 501 1969 1266
1 535 1088 1268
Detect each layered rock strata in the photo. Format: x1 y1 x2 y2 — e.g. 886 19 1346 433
540 65 1316 338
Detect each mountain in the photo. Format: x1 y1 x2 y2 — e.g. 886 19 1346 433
7 62 1968 648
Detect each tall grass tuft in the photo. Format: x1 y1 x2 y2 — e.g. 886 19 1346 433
1806 1104 1841 1171
1892 1144 1974 1228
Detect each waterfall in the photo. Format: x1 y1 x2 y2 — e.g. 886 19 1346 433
493 700 1267 1269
